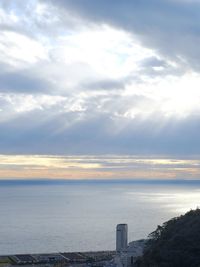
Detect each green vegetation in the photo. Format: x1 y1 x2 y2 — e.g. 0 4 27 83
136 209 200 267
0 257 11 267
0 257 11 264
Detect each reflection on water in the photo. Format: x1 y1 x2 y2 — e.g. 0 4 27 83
0 180 200 254
127 190 200 213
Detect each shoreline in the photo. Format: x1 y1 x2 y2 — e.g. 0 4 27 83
0 251 116 266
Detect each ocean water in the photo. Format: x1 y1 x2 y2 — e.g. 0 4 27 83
0 180 200 255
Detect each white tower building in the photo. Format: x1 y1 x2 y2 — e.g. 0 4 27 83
116 224 128 252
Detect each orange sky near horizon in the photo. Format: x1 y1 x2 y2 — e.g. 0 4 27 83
0 155 200 180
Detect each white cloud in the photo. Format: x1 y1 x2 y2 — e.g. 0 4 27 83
0 0 200 155
0 31 49 67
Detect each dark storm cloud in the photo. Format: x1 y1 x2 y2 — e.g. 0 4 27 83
47 0 200 70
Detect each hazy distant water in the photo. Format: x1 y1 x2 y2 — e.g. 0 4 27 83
0 180 200 255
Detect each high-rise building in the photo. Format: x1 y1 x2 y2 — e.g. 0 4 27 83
116 224 128 252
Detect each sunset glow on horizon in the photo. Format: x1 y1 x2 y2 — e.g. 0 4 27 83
0 155 200 180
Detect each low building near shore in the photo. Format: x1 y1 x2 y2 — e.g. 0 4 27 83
84 251 115 262
33 253 64 264
60 253 86 263
115 224 146 267
9 255 35 265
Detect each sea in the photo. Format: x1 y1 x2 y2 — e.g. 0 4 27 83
0 179 200 255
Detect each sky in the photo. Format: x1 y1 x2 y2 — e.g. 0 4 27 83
0 0 200 179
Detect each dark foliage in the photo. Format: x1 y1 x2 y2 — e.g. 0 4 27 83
136 209 200 267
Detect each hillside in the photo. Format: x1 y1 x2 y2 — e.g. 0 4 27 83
136 209 200 267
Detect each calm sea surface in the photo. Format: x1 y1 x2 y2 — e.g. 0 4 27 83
0 180 200 255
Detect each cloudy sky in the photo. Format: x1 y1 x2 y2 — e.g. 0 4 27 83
1 0 200 179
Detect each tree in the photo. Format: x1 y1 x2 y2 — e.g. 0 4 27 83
136 209 200 267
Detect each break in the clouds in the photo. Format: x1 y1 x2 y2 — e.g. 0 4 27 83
0 0 200 157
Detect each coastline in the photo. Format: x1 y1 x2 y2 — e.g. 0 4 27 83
0 251 116 266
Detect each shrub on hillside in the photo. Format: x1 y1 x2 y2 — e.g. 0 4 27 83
136 209 200 267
